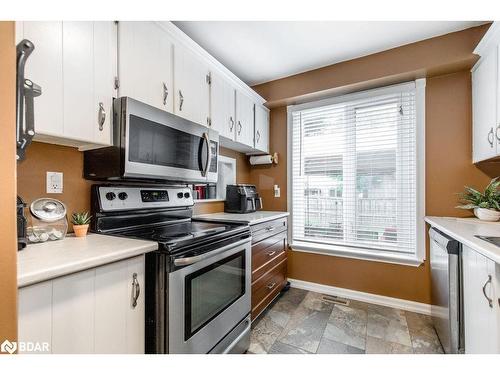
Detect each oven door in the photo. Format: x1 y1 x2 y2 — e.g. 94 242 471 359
120 97 219 183
168 237 251 354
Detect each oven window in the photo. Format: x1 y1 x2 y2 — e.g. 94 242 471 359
185 250 245 341
128 114 204 171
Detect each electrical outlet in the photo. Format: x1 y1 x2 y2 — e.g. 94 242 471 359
274 184 281 198
46 172 63 194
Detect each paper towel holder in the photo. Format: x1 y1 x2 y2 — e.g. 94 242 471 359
249 152 278 166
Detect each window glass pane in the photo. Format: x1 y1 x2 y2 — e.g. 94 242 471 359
291 87 417 256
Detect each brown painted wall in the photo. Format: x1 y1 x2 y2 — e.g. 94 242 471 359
0 21 18 344
250 26 498 304
17 144 251 224
253 24 491 108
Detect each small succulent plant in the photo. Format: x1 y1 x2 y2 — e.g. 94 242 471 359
71 211 92 225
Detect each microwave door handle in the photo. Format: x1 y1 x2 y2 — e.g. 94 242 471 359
201 132 211 177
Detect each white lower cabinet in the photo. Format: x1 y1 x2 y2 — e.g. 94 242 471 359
18 255 145 354
462 245 500 353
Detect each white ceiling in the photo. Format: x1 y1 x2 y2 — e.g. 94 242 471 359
173 21 486 86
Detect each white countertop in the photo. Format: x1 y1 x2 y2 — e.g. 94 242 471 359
18 233 158 288
425 216 500 263
194 211 289 225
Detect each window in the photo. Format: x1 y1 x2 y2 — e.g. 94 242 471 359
288 80 425 265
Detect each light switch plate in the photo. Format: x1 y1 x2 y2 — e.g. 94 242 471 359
274 184 280 198
46 172 63 194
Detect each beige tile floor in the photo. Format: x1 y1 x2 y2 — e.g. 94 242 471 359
249 288 443 354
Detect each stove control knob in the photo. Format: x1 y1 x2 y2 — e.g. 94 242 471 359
105 192 116 201
184 192 190 199
177 192 183 199
118 192 128 200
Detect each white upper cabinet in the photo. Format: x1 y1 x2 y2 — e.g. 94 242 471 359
210 70 236 139
18 21 117 148
235 90 255 147
20 22 64 138
118 21 173 112
254 105 270 154
472 22 500 163
174 42 210 126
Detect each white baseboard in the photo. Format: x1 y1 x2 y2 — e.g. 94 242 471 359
288 278 432 316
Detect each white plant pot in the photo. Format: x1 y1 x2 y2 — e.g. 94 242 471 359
473 207 500 222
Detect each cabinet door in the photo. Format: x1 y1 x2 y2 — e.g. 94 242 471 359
463 246 499 353
118 22 173 112
126 255 145 354
211 71 236 139
52 269 95 354
18 281 53 354
174 43 210 126
235 90 255 147
472 50 498 162
92 21 117 146
63 22 94 142
94 255 144 354
254 105 270 153
21 22 64 137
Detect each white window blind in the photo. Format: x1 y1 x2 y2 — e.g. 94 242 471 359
290 82 423 261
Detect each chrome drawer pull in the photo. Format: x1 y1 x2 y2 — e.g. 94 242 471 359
265 226 275 232
131 272 140 308
266 251 276 257
266 282 276 290
482 275 493 308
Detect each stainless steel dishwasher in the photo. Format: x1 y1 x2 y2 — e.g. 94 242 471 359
429 227 464 354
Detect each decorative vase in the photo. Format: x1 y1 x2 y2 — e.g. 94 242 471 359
73 224 89 237
473 208 500 222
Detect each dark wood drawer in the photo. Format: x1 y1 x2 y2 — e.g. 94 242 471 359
251 216 288 244
252 231 287 282
251 257 287 320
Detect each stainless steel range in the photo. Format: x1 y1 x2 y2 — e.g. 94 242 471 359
91 184 252 354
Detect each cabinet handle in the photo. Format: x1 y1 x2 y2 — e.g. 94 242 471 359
229 116 234 131
179 90 184 111
238 120 242 135
482 274 493 308
98 102 106 131
265 226 275 232
488 127 494 147
496 124 500 142
256 130 260 142
132 272 140 309
163 82 168 105
266 251 276 257
266 282 276 290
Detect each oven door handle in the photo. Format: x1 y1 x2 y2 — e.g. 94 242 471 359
173 237 248 267
201 132 211 177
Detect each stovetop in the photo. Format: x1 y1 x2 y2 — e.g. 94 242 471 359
117 219 248 252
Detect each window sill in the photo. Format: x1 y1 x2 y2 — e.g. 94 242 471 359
290 241 424 267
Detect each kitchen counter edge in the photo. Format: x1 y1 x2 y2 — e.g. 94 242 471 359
425 216 500 264
17 233 158 288
194 211 289 225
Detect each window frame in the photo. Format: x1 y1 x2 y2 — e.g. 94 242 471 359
287 79 426 267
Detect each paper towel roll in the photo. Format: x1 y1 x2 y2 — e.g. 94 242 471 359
249 153 278 165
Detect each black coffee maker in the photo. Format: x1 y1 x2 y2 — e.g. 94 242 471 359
17 196 28 250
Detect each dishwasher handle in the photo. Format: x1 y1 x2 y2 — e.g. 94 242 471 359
429 227 460 254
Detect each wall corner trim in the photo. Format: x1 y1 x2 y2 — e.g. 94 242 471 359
288 278 432 315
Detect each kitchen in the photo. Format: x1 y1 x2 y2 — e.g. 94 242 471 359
1 0 500 373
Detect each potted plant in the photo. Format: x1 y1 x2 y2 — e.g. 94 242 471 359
456 178 500 221
71 211 92 237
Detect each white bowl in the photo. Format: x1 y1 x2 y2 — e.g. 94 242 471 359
474 207 500 222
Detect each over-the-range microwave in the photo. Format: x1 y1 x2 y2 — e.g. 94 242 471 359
84 97 219 184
